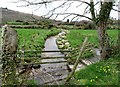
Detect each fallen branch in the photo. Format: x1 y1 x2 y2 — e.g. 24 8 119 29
64 37 88 85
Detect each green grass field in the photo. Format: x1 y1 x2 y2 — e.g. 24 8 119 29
0 28 60 52
16 28 60 51
66 30 118 59
67 30 118 48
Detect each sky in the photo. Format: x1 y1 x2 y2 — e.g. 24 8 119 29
0 0 119 21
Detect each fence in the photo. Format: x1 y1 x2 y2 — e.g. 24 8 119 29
0 25 72 85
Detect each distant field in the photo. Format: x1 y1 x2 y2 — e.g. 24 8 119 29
67 30 118 48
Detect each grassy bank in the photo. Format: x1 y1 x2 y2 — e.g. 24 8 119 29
70 55 119 86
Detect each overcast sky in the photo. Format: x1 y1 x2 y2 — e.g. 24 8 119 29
0 0 119 21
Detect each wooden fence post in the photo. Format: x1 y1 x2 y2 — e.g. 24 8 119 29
1 25 18 85
64 37 88 85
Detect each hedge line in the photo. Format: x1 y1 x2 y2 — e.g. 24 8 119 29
9 25 45 29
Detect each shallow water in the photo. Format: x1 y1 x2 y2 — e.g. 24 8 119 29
42 36 64 57
37 35 69 85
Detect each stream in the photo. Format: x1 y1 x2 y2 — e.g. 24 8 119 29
31 35 69 85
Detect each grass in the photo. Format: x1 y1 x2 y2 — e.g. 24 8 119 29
66 30 118 59
26 80 38 86
16 28 60 51
66 29 119 86
67 30 118 48
7 22 25 25
69 56 120 86
16 28 60 63
0 27 60 62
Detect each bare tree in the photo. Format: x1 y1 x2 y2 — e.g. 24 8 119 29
16 0 118 58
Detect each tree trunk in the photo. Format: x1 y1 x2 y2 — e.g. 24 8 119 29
97 23 110 59
96 1 113 59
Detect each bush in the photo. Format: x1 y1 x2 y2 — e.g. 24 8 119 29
23 22 29 25
16 20 23 22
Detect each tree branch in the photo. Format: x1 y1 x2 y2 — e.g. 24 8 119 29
90 0 96 23
71 15 78 22
45 1 67 16
79 0 90 6
64 2 74 12
17 0 53 7
64 37 88 85
53 13 92 21
112 8 120 12
62 14 72 20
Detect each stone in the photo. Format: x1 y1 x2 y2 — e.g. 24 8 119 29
2 25 18 53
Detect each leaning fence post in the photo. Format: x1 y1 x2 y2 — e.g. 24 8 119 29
1 25 18 85
64 37 88 85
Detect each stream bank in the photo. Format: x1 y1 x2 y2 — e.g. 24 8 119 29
56 30 102 71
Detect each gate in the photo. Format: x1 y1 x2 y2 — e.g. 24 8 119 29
17 50 72 85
